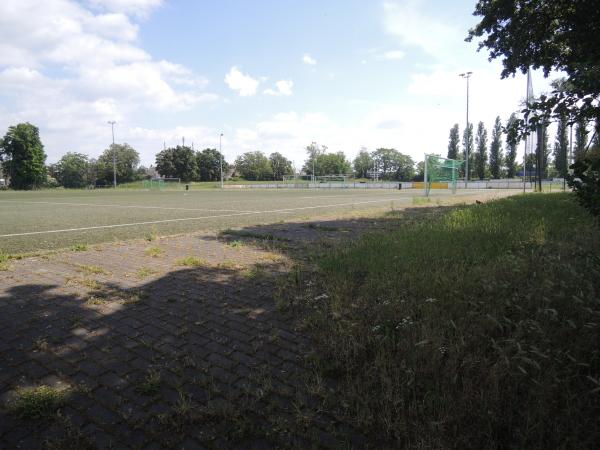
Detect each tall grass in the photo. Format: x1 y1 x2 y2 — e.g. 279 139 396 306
308 193 600 448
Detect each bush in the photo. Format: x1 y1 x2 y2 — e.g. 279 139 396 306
568 147 600 216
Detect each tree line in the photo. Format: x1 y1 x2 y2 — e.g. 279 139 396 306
0 122 420 190
447 113 600 181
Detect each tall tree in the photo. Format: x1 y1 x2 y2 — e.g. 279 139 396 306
371 148 414 181
318 152 351 176
235 151 272 181
541 125 551 179
55 152 89 188
489 116 503 179
155 146 197 181
353 147 374 179
505 113 519 178
302 142 327 176
0 122 47 189
197 148 227 182
447 124 460 160
468 0 600 129
97 143 140 184
475 121 488 180
462 123 474 179
574 119 588 160
554 113 569 178
269 152 293 180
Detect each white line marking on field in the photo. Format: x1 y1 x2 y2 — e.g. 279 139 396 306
0 198 397 238
0 200 257 214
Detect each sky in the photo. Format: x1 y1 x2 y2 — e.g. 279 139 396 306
0 0 554 168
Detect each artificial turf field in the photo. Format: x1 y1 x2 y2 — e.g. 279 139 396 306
0 187 514 254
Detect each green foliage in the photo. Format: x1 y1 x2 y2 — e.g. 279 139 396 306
468 0 600 131
413 160 424 181
9 386 66 419
461 123 474 179
55 152 89 188
474 121 488 180
0 122 47 189
489 116 503 179
318 152 352 176
97 143 140 185
504 113 519 178
268 152 293 180
554 113 569 178
155 145 197 181
176 256 207 267
301 142 327 176
353 148 374 178
568 147 600 216
574 119 588 160
309 194 600 447
447 124 460 160
372 148 415 181
197 148 228 182
235 151 272 181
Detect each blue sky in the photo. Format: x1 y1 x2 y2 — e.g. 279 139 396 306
0 0 552 167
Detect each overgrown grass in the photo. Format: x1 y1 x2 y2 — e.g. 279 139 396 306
145 246 164 257
306 193 600 448
0 251 10 271
9 386 67 419
176 256 207 267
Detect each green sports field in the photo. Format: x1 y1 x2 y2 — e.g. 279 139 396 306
0 188 511 254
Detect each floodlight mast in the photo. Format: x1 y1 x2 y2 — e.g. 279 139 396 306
219 133 224 189
459 72 472 188
107 121 117 188
311 141 317 182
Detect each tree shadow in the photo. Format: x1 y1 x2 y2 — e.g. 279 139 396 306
0 204 462 448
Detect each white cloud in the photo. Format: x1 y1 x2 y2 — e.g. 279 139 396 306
382 0 464 62
264 80 294 96
302 54 317 65
87 0 163 17
0 0 217 165
224 66 260 97
382 50 405 60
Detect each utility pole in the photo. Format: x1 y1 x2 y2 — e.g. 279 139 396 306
459 72 472 188
107 121 116 188
219 133 224 189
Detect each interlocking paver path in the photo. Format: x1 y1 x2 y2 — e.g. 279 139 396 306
1 226 356 449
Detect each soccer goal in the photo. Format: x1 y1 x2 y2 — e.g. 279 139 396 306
424 154 464 197
143 179 165 190
315 175 348 183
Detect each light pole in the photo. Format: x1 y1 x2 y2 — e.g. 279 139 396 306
219 133 224 189
459 72 472 188
311 141 317 182
107 121 117 188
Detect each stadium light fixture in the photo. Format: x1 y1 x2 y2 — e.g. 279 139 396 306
107 121 117 188
220 133 224 189
459 72 472 187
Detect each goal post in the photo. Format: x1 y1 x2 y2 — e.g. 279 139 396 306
424 154 464 197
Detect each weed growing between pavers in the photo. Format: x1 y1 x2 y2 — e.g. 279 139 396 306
0 251 10 271
76 264 107 276
145 246 164 257
137 266 158 279
9 386 67 419
136 369 161 396
176 256 207 267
